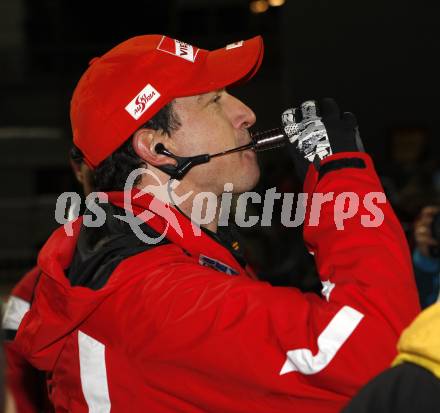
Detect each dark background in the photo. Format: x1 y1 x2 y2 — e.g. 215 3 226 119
1 0 439 289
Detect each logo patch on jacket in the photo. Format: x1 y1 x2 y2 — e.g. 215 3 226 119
199 255 238 275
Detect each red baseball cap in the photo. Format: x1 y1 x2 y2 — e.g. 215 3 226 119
71 34 264 168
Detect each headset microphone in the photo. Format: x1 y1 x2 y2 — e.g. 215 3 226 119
155 127 287 180
155 143 210 180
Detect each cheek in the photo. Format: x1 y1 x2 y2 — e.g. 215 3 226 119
206 118 235 150
178 120 230 156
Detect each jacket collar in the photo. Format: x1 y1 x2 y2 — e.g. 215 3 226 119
106 189 244 276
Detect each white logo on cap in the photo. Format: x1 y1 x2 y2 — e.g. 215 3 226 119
157 36 199 63
226 41 244 50
125 83 161 120
174 40 196 62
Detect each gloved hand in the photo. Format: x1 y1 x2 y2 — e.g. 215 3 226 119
282 98 364 182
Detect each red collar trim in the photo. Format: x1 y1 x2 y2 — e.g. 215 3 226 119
106 190 243 275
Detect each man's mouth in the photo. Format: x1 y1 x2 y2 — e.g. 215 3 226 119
237 130 253 147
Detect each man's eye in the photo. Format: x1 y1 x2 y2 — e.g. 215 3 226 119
212 94 221 103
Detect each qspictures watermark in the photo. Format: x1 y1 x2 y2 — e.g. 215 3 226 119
55 168 386 242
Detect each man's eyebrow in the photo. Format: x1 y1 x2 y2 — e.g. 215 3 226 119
197 89 225 103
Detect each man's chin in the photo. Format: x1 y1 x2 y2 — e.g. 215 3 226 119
248 167 261 190
233 167 260 193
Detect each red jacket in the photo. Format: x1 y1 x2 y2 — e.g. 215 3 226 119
2 267 52 413
15 153 420 412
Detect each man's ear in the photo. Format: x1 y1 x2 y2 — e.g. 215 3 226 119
132 129 177 167
69 160 94 196
70 158 84 183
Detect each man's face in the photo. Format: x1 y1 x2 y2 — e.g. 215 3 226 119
169 89 260 195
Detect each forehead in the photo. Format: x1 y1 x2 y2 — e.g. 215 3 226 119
177 89 223 105
173 95 201 111
173 91 215 111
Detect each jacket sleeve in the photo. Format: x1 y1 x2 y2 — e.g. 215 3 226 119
2 266 50 413
301 152 420 331
125 152 421 400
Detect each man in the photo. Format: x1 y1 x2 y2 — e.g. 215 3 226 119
413 205 440 307
1 332 17 413
342 301 440 412
2 151 93 413
14 34 419 412
2 266 47 413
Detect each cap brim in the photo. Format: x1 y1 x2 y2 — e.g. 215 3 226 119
183 36 264 97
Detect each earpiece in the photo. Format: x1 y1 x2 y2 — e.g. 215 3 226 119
154 143 174 157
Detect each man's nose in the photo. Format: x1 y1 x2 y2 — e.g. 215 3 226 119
226 93 256 130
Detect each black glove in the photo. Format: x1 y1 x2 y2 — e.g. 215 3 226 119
282 98 364 182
